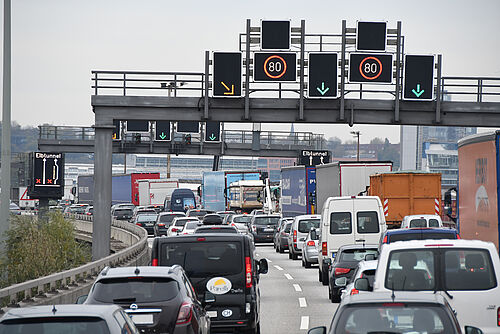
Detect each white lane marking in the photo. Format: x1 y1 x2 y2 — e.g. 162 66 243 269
274 265 284 271
256 253 260 256
267 259 272 263
300 316 309 330
299 297 307 308
293 284 302 292
284 273 293 280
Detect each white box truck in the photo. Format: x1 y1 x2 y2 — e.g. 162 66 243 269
138 179 179 206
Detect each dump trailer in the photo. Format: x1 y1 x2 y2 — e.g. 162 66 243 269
280 166 316 217
457 131 500 249
315 161 393 213
368 171 442 229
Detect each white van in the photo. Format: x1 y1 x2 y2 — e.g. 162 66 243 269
401 214 443 228
287 214 321 260
317 196 387 285
363 239 500 334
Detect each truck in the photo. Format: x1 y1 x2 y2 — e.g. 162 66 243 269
457 131 500 250
368 171 442 229
228 179 265 212
77 172 160 206
280 166 316 217
201 171 262 211
315 161 393 214
137 179 179 206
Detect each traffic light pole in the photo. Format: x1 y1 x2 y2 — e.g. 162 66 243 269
298 20 305 121
244 19 251 120
394 21 402 123
339 20 346 121
436 54 442 123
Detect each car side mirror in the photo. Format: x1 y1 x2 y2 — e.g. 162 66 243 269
324 258 332 266
258 258 269 274
354 278 370 291
308 327 327 334
75 295 88 304
335 277 347 287
465 327 484 334
365 253 376 261
310 229 318 240
204 291 216 305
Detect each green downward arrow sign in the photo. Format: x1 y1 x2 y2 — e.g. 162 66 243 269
316 82 330 96
412 84 425 97
209 134 216 141
159 132 167 139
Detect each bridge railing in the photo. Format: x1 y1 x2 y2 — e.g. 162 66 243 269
0 215 148 310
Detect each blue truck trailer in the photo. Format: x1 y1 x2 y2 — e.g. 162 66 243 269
280 166 316 217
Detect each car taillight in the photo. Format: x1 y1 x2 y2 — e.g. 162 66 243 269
322 242 327 256
293 230 297 243
172 227 179 232
245 256 252 288
252 225 256 232
135 222 142 226
307 241 315 247
158 223 165 227
457 234 461 239
351 288 359 295
497 307 500 326
176 301 193 325
382 235 388 244
334 267 351 275
152 258 158 266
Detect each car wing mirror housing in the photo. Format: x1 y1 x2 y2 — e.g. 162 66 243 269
465 327 484 334
308 327 327 334
75 295 88 304
365 253 376 261
354 277 370 291
258 258 269 274
335 277 347 287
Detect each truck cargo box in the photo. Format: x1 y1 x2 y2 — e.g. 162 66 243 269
280 166 316 217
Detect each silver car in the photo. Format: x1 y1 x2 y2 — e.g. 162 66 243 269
0 304 139 333
302 228 320 268
288 215 321 260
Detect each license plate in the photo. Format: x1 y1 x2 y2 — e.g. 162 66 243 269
264 228 274 232
129 314 154 325
207 311 217 318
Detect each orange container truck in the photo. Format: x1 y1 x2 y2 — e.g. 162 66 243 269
369 171 442 229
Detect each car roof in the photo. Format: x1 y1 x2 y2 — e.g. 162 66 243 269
342 291 448 306
159 211 185 216
294 215 321 219
338 243 379 251
405 214 442 219
1 304 122 320
356 259 378 270
96 266 180 280
253 214 280 218
386 228 458 235
155 233 248 242
382 238 495 250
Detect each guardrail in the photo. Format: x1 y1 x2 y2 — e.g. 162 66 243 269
0 215 148 310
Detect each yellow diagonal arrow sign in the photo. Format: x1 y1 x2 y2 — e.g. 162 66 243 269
221 81 234 95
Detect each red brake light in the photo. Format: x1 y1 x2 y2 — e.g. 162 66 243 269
497 307 500 326
382 235 388 244
334 267 351 275
425 244 454 247
293 230 297 243
197 237 206 241
152 258 158 266
350 288 359 295
245 256 252 288
176 301 193 325
158 223 165 227
382 303 406 307
307 241 315 247
172 227 179 232
456 234 461 239
135 222 142 226
322 242 328 256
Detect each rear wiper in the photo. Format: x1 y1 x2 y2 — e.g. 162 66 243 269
113 297 136 303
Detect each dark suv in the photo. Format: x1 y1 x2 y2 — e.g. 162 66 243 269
83 266 211 334
151 233 268 334
250 215 280 243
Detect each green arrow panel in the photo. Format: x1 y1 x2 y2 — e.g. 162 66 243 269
308 53 338 98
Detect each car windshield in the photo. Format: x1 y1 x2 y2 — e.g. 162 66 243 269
92 277 179 303
334 304 454 334
298 219 320 233
159 214 184 223
136 215 157 222
160 241 243 277
253 217 280 225
233 216 252 223
389 232 457 242
0 317 110 334
340 248 379 262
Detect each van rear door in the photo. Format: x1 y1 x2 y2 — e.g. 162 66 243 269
353 197 384 245
327 198 355 256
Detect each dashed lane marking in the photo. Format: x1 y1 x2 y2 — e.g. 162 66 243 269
300 316 309 330
293 284 302 292
274 265 284 271
299 297 307 308
284 273 293 280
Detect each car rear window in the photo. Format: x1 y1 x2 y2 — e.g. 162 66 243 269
334 304 453 334
410 218 427 228
92 277 179 303
137 210 156 215
114 208 133 215
185 222 200 229
160 241 243 277
429 219 440 227
159 214 184 223
233 216 251 224
195 227 238 234
253 217 280 225
330 212 352 234
389 232 457 243
284 222 292 233
189 210 210 217
136 215 157 222
444 249 497 290
340 248 379 262
385 250 435 291
297 219 320 233
174 219 193 227
0 317 110 334
357 211 379 233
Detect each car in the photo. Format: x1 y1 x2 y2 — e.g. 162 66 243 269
195 225 238 234
84 205 94 216
48 205 64 213
288 214 321 260
216 210 236 222
83 266 210 334
132 207 157 220
273 217 293 249
9 202 21 215
186 209 214 220
307 291 483 334
146 204 164 213
249 214 280 243
338 259 377 300
111 206 134 221
154 212 186 236
274 220 292 253
112 202 135 211
250 209 265 216
133 213 158 235
64 203 89 214
364 239 500 333
202 213 223 225
167 217 200 236
302 228 320 268
0 304 139 334
401 214 443 228
151 233 268 333
380 227 460 248
180 220 203 235
328 243 379 303
228 214 252 232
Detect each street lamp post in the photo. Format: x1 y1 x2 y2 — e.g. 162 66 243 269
350 131 361 162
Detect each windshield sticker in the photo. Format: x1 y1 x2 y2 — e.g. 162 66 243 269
206 277 232 295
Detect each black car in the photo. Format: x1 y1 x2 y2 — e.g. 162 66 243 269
328 244 379 303
151 233 268 334
83 266 211 334
274 219 293 253
154 212 186 236
202 214 223 225
134 214 158 235
112 207 134 221
250 215 280 243
186 209 214 220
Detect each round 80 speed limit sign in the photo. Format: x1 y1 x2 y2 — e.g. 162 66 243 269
254 52 297 82
349 53 393 83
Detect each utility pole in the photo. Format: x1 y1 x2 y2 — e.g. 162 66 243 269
1 0 12 255
350 131 361 161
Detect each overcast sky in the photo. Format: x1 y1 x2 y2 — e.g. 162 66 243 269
1 0 499 143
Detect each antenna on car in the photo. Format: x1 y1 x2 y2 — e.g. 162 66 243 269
391 281 396 302
52 305 57 314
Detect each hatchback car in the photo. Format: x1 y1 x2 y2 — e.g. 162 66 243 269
0 304 139 334
134 214 158 235
302 228 320 268
307 291 482 334
111 207 134 221
288 215 321 260
168 217 200 236
338 259 377 300
180 220 203 235
250 214 281 243
154 212 186 236
328 244 379 303
229 214 252 233
83 266 210 334
186 209 214 220
202 214 223 225
275 220 292 253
